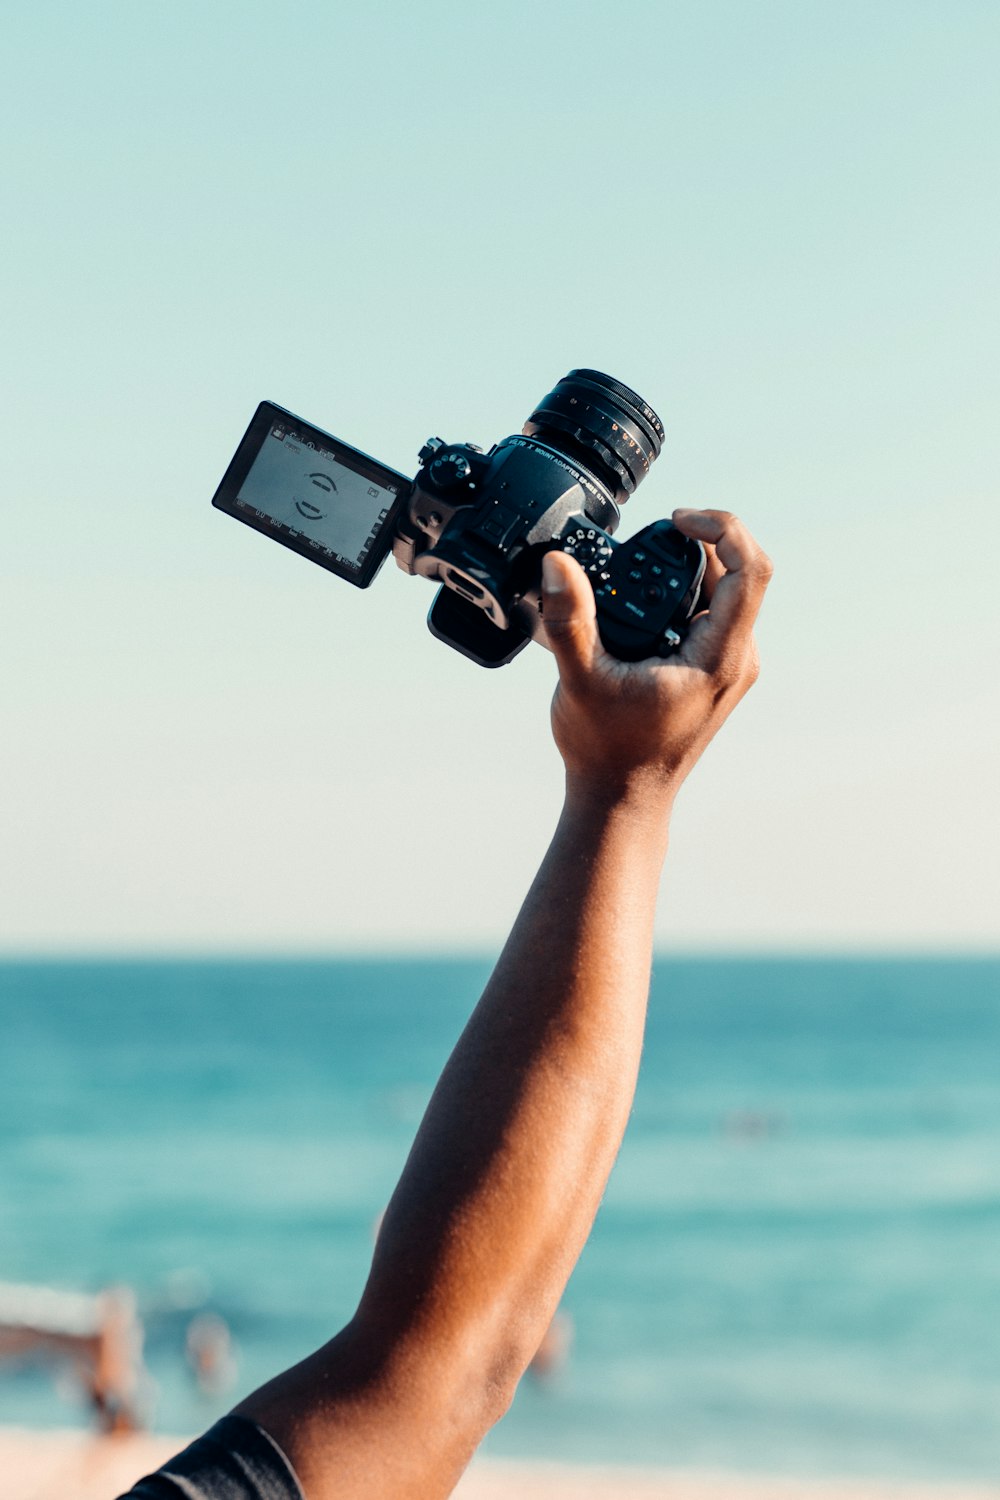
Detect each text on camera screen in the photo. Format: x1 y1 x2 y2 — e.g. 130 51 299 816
234 420 402 576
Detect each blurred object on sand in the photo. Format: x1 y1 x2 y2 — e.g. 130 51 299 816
0 1282 147 1433
527 1308 573 1380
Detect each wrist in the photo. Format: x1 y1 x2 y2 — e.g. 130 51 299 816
563 768 676 836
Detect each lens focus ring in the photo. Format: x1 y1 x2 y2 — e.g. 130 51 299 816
569 369 665 450
523 369 665 504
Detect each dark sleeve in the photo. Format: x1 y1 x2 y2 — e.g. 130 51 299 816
119 1414 306 1500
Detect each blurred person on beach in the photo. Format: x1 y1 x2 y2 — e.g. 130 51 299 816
0 1281 145 1433
122 508 771 1500
186 1313 239 1400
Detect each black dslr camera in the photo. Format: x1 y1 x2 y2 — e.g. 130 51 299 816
211 369 706 667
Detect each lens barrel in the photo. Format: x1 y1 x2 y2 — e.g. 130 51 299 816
522 369 664 503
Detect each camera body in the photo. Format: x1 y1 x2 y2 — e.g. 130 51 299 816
395 430 705 666
211 370 706 668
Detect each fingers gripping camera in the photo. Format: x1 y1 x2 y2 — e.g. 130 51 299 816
211 370 706 669
556 520 706 663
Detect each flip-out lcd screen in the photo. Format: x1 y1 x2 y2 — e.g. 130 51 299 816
212 402 410 587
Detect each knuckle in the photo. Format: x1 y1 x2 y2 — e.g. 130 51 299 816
753 549 775 583
712 649 743 691
712 640 760 694
544 612 582 641
715 512 770 569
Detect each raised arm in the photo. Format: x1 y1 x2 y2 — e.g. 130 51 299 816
236 509 772 1500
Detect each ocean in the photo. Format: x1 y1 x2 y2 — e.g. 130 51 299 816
1 957 998 1481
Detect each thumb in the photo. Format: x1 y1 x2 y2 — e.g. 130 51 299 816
541 551 600 685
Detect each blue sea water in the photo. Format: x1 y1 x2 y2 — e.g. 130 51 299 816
1 957 998 1481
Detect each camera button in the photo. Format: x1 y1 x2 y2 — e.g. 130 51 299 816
657 532 689 566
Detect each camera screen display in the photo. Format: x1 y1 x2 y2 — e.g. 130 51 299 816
212 402 411 587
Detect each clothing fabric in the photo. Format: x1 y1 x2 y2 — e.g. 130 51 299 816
120 1414 305 1499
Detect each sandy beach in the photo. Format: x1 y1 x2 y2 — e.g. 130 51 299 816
3 1428 998 1500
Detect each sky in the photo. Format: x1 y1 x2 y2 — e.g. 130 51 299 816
1 0 997 953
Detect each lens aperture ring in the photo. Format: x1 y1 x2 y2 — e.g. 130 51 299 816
567 369 664 453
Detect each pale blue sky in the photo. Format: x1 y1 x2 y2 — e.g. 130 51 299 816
2 1 997 952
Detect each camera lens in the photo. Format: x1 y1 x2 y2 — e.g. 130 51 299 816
522 369 664 503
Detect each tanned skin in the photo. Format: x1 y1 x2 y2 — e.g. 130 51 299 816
235 508 773 1499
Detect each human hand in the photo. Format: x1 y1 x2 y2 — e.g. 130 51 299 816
540 509 772 804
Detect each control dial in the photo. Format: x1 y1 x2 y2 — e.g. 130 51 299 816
561 526 614 577
430 451 473 489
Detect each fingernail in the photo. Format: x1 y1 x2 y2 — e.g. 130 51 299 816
542 553 564 591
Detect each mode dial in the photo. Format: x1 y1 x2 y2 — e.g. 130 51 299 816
563 526 613 572
429 452 473 489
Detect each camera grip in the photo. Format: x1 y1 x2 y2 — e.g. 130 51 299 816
561 520 705 662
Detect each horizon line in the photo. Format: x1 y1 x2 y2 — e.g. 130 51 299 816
0 945 997 965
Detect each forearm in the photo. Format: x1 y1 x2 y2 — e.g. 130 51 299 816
237 781 673 1494
356 777 673 1396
